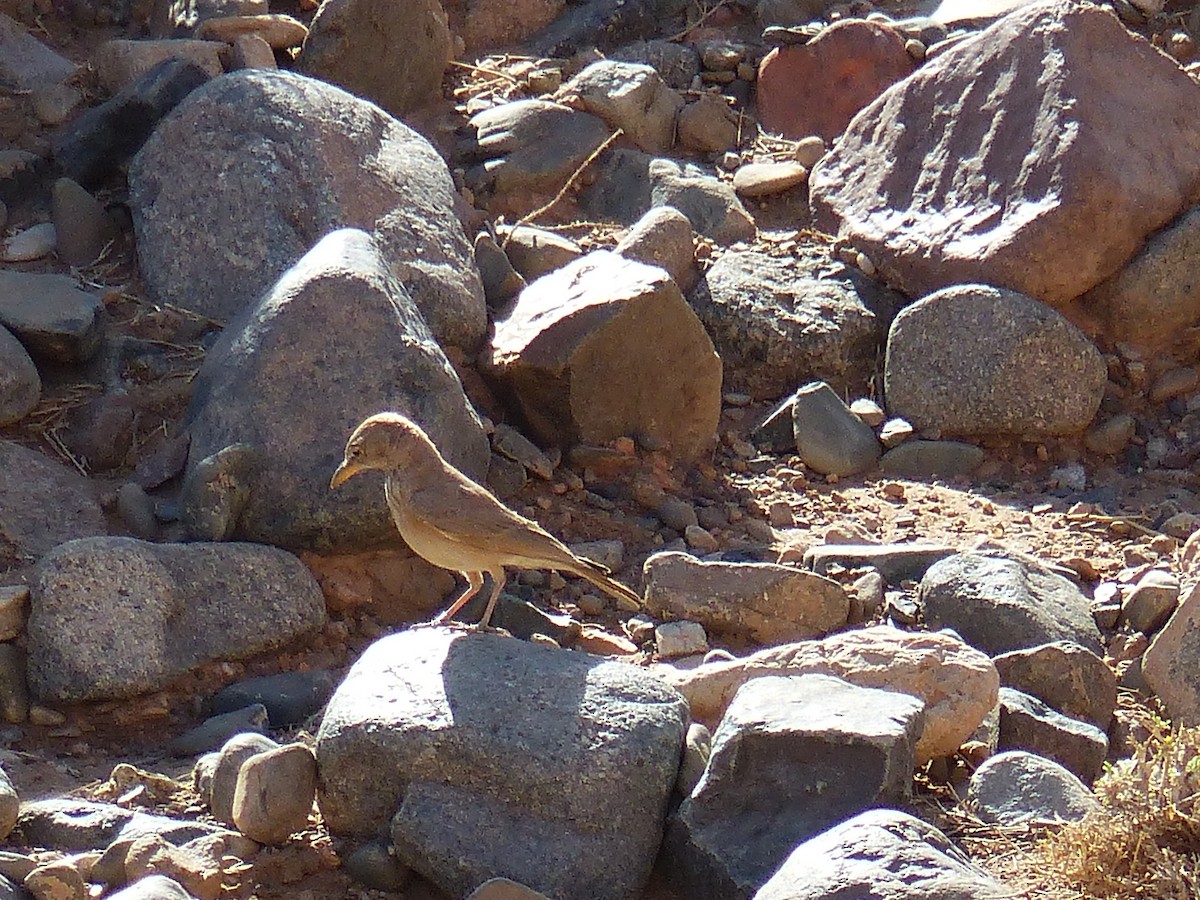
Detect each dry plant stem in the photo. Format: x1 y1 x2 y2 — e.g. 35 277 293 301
500 128 624 249
1066 511 1160 538
665 0 733 41
447 59 521 84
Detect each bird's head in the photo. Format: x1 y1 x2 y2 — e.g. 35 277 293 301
330 412 438 489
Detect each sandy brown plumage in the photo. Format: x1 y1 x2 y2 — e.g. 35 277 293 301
331 412 643 628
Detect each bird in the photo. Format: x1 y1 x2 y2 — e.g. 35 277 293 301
330 412 643 629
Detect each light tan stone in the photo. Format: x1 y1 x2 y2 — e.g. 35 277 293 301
487 251 722 460
195 14 308 49
658 625 998 763
232 743 317 844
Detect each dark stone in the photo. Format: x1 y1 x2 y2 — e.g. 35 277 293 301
52 58 211 189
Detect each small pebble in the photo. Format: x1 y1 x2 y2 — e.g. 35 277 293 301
655 621 708 658
0 587 28 642
2 223 56 262
849 398 885 427
794 135 826 168
684 524 719 553
576 593 607 616
768 500 794 527
904 37 926 60
28 706 66 726
657 497 698 531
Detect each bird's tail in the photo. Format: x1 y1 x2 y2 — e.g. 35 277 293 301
572 559 644 612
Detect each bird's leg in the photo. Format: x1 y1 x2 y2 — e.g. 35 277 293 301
433 571 484 625
477 568 507 630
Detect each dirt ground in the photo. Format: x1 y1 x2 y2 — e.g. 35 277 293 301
3 4 1199 897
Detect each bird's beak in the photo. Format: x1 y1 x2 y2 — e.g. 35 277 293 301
330 460 360 489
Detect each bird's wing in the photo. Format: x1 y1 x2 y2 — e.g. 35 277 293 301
403 472 573 562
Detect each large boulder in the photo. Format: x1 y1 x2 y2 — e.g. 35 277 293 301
884 284 1106 436
26 537 326 703
315 627 688 899
809 0 1200 307
689 247 900 401
128 70 485 350
919 553 1104 656
184 228 488 552
296 0 451 116
486 250 722 459
665 674 924 899
756 19 914 142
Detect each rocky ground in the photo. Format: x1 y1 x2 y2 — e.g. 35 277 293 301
3 0 1200 897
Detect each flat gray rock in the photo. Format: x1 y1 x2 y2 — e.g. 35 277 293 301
884 284 1106 437
753 808 1010 900
184 227 488 551
0 271 104 364
643 551 849 644
129 69 484 350
26 538 326 702
665 673 925 899
998 687 1108 784
919 552 1103 655
689 248 899 400
804 542 954 583
583 149 755 244
968 750 1100 825
16 799 234 851
879 440 986 477
316 627 688 900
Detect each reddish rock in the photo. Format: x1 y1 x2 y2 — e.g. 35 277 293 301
446 0 565 53
756 19 915 142
809 0 1200 307
486 251 722 459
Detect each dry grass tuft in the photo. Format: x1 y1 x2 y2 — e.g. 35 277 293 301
987 707 1200 898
